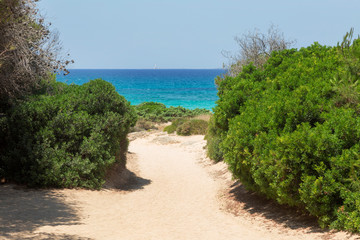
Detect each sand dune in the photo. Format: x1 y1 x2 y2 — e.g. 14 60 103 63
0 130 358 239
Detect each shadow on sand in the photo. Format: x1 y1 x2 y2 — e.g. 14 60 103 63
228 181 326 233
118 169 152 191
0 151 150 239
103 160 152 191
0 184 91 240
227 181 359 238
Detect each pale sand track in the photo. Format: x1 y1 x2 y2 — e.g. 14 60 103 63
0 131 359 240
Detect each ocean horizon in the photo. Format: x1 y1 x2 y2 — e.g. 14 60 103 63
57 69 226 110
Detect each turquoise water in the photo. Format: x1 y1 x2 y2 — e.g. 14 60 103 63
57 69 225 110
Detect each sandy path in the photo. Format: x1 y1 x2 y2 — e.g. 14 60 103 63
1 131 359 239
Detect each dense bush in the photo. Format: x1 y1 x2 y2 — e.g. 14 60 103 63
0 79 136 189
135 102 210 122
176 119 208 136
207 37 360 231
164 118 208 136
164 118 187 134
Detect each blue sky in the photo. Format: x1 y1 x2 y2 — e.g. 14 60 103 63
38 0 360 69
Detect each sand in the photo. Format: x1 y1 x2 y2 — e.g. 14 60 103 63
1 130 359 240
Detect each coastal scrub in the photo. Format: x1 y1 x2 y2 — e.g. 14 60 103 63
207 33 360 231
0 79 136 189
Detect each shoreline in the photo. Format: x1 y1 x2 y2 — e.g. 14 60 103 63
56 68 222 111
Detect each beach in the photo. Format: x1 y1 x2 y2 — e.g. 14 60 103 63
0 129 358 240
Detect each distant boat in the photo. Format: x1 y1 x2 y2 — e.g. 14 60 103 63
154 64 159 69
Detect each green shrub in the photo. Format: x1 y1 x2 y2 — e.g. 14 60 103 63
164 118 208 136
204 116 224 162
176 119 208 136
135 102 167 122
135 101 210 123
1 79 136 189
163 124 176 134
207 37 360 231
164 118 187 134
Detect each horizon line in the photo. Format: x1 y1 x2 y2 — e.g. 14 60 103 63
66 68 225 70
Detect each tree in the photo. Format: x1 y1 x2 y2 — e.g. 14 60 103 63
0 0 71 105
222 24 295 77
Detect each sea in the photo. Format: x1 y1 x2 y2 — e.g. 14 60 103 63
56 69 225 110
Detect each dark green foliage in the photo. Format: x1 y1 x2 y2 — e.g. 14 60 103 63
164 118 187 134
164 118 208 136
204 116 224 162
207 38 360 231
135 102 210 123
1 79 136 189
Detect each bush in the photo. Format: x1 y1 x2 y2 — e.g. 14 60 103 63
1 79 136 189
164 118 187 134
204 116 224 162
164 118 208 136
133 119 157 131
135 102 210 123
177 119 208 136
207 37 360 231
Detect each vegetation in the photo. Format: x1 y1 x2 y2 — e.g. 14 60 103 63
0 0 71 107
134 102 210 134
164 118 208 136
0 79 136 189
135 102 210 123
207 30 360 231
221 24 294 77
0 0 139 190
6 0 360 233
